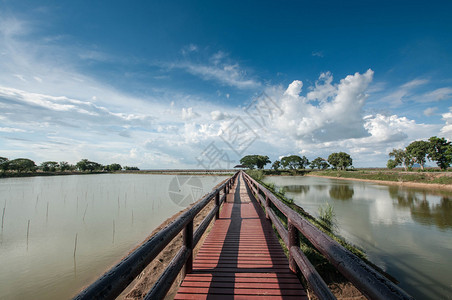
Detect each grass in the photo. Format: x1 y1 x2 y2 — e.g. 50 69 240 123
313 169 452 185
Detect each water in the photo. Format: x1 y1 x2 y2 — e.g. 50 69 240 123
263 175 452 299
0 173 227 299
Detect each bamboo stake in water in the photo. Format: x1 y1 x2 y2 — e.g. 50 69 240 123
46 202 49 222
82 203 88 222
1 206 5 231
73 233 78 258
112 220 115 244
26 220 30 250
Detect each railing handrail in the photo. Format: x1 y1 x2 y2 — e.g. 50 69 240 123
242 171 414 300
74 171 239 300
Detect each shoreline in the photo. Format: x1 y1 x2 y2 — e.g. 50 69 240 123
307 173 452 192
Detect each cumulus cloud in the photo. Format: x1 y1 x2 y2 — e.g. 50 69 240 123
270 69 374 142
181 107 200 121
211 110 231 121
440 107 452 139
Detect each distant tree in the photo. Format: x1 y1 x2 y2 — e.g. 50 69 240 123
428 136 452 170
40 161 59 172
124 166 140 171
271 160 281 171
280 155 308 169
240 155 271 169
8 158 36 173
389 149 413 171
328 152 352 170
76 159 89 172
406 140 430 170
106 163 122 172
310 157 330 170
76 159 102 172
0 157 8 173
59 161 74 172
386 159 398 169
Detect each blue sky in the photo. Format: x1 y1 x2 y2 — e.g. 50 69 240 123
0 0 451 168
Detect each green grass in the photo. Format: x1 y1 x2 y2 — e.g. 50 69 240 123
313 169 452 185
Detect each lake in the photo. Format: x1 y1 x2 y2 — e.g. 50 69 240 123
0 173 227 299
263 175 452 300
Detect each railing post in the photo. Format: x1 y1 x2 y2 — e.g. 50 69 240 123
265 193 270 219
215 192 220 220
183 220 193 276
288 220 299 274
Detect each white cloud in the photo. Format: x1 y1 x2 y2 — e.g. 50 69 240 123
422 87 452 102
181 107 200 121
211 110 231 121
401 79 429 89
271 69 374 142
284 80 303 97
0 127 27 133
424 107 438 116
440 107 452 139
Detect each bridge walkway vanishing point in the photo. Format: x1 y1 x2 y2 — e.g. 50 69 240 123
175 173 308 299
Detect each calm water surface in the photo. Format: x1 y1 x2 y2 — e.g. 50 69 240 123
0 174 227 299
263 175 452 300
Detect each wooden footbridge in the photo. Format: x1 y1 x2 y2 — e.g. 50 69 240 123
75 171 413 300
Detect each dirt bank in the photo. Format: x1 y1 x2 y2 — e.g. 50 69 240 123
308 174 452 192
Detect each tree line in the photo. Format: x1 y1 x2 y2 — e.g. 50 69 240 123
0 157 139 174
387 136 452 171
239 152 353 171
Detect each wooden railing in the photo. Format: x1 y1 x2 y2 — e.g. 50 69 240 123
74 172 239 300
242 171 414 300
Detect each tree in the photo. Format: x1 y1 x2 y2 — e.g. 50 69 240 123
124 166 140 170
40 161 59 172
239 155 271 169
406 140 430 170
310 157 330 170
8 158 36 173
387 159 397 169
280 155 308 169
76 159 102 172
59 161 74 172
106 163 122 172
428 136 452 170
272 160 281 171
0 157 8 173
389 149 413 171
328 152 353 170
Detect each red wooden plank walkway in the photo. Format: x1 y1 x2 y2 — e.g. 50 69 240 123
175 174 307 299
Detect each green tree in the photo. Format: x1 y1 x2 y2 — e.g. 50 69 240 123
59 161 74 172
387 159 397 169
124 166 140 170
271 160 281 171
428 136 452 170
40 161 59 172
310 157 329 170
406 140 430 170
239 155 271 169
389 149 413 171
0 157 8 173
106 163 122 172
327 152 353 170
280 155 308 169
76 159 102 172
8 158 36 173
